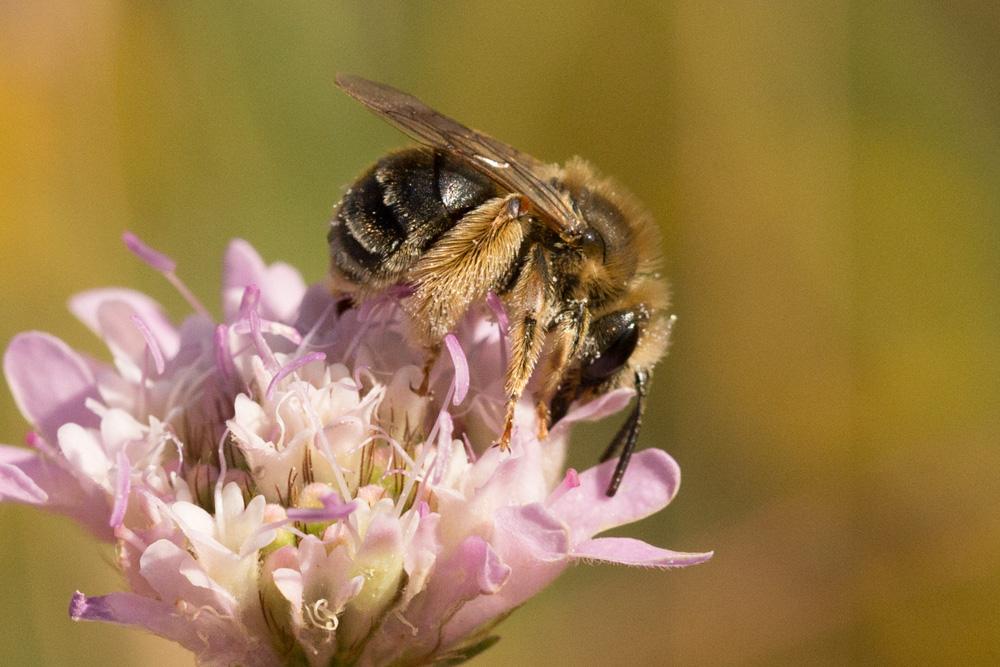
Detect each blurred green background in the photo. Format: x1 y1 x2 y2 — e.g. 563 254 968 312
1 2 998 664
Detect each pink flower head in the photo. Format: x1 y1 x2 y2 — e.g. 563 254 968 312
1 240 710 666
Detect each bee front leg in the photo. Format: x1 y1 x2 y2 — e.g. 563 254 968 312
534 301 590 440
497 245 553 451
417 343 441 395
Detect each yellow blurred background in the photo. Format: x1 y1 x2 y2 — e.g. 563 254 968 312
1 2 998 664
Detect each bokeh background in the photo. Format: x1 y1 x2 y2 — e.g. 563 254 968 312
1 2 998 664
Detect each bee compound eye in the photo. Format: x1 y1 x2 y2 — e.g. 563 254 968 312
581 313 639 384
579 227 606 261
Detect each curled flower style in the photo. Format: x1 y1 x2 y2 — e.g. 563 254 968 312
1 237 710 666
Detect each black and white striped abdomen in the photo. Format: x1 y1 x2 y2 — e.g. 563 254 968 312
328 148 499 289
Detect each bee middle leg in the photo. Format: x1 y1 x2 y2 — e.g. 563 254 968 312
497 245 554 450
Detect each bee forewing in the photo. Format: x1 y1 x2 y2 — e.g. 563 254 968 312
336 74 583 238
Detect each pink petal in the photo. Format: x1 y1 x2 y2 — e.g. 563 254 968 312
270 567 304 608
547 448 681 542
0 444 112 540
0 460 48 503
493 503 570 563
478 538 512 594
223 239 306 322
401 512 441 606
69 289 180 359
356 511 404 562
69 591 201 651
130 315 165 375
406 535 510 639
223 240 267 318
94 301 152 373
139 539 238 614
485 291 509 333
70 590 277 665
444 334 469 405
285 496 356 523
265 352 326 401
122 231 176 273
572 537 713 568
57 423 111 483
213 324 235 380
547 468 580 503
549 387 635 437
4 332 99 438
109 450 131 528
450 536 511 597
264 262 308 319
437 516 564 652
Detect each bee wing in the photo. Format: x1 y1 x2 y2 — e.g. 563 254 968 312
336 74 583 238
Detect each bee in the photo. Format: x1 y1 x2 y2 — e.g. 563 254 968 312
329 75 672 495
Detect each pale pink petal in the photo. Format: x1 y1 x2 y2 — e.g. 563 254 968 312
223 239 267 320
230 319 303 344
355 511 404 562
572 537 713 568
69 288 180 359
444 334 469 405
57 423 111 485
170 501 218 537
3 332 99 438
547 448 681 542
99 409 145 455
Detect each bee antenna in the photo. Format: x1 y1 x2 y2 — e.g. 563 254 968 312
603 370 648 496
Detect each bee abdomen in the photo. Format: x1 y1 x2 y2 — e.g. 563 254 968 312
329 148 498 286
